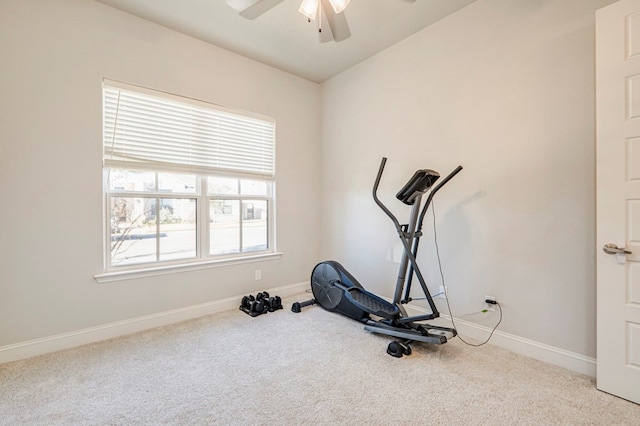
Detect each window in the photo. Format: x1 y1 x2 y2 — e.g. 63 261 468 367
103 80 275 272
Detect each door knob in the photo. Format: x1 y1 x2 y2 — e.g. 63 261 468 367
603 243 632 255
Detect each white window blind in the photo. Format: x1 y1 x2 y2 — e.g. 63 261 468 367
103 81 275 178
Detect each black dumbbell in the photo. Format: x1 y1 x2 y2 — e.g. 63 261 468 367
241 294 266 315
256 291 282 311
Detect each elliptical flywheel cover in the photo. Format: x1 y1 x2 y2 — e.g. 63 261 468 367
311 262 344 310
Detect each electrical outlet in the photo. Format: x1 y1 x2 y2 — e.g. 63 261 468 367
485 295 496 311
254 269 262 281
437 286 448 299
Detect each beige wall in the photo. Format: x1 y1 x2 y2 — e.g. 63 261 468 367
320 0 616 358
0 0 321 345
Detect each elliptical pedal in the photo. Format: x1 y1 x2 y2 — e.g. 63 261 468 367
346 287 399 320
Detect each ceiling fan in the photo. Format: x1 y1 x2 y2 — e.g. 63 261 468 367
225 0 417 43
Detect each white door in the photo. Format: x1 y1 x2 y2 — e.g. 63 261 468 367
596 0 640 405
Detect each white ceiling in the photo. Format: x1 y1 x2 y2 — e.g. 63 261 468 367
92 0 476 83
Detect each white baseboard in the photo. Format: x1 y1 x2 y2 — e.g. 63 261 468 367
437 316 595 376
0 281 309 365
404 303 596 377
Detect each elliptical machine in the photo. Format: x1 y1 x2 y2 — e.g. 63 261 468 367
292 157 463 357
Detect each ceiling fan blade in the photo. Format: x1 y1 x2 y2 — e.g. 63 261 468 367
320 0 351 42
225 0 285 20
318 18 334 43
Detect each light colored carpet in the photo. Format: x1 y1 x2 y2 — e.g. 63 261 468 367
1 294 638 425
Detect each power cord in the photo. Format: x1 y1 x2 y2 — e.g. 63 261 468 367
432 200 502 347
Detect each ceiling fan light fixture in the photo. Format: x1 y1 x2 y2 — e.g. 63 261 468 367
298 0 319 20
328 0 350 14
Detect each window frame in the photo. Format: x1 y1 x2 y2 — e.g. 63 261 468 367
103 171 275 273
98 80 278 280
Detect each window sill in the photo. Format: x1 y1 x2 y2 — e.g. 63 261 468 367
94 252 282 284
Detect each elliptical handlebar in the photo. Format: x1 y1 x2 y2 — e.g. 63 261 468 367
418 165 464 227
372 157 403 232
